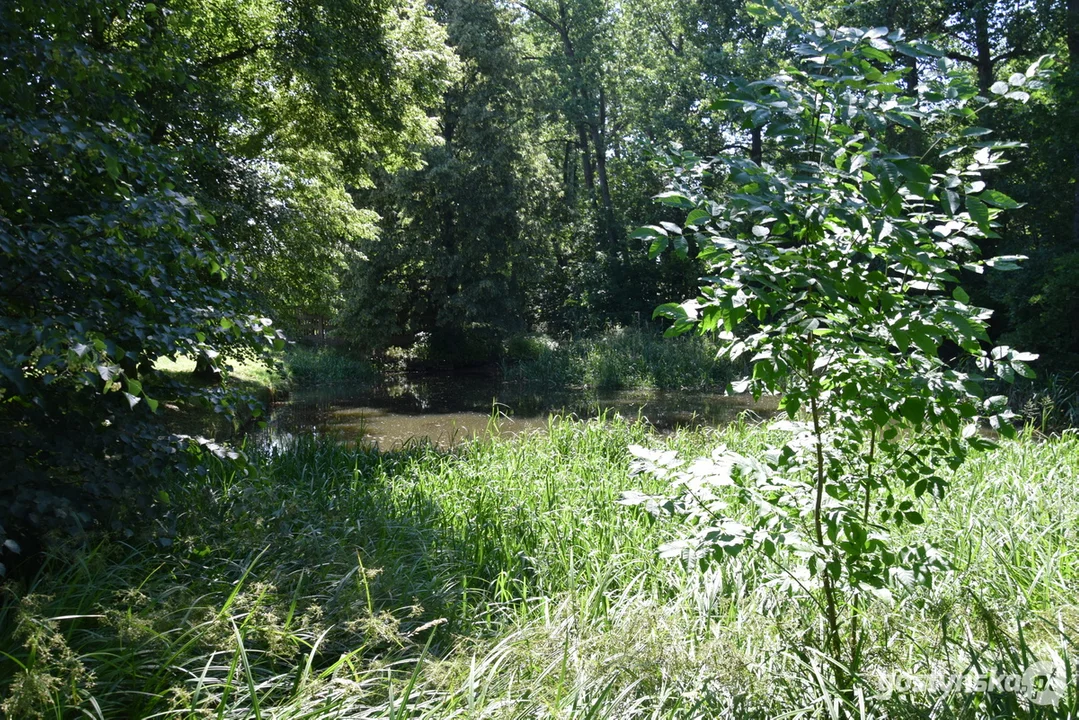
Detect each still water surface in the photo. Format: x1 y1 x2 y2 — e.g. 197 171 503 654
259 373 776 450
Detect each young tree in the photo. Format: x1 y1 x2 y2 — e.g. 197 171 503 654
625 1 1044 693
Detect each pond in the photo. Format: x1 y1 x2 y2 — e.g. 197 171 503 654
258 373 777 450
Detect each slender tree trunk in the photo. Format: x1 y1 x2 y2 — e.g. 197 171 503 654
439 106 458 319
905 53 919 96
808 361 845 684
577 122 595 191
1068 0 1079 245
562 139 577 205
591 87 617 252
750 126 762 165
973 3 994 95
441 110 457 257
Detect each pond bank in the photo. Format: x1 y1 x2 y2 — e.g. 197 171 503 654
259 372 778 450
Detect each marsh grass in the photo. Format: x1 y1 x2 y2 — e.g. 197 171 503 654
1 418 1077 718
502 328 738 391
285 345 380 386
1005 372 1079 434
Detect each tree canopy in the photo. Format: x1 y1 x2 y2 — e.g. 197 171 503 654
0 0 454 547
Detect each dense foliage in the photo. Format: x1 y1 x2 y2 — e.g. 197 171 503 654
2 0 1078 713
331 0 1078 374
0 0 453 562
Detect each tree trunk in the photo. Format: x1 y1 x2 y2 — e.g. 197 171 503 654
905 53 919 96
973 4 994 95
562 139 577 205
591 87 617 252
192 352 222 382
1068 0 1079 245
750 126 762 165
577 122 595 190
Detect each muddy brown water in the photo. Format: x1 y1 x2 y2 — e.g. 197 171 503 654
258 374 777 451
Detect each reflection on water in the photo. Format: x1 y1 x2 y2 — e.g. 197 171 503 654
258 373 777 451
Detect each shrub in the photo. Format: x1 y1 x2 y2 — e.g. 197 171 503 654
628 3 1047 696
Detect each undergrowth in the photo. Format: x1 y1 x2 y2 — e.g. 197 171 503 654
286 345 380 386
502 327 737 391
1 418 1077 718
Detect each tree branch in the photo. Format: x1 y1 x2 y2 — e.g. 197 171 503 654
991 48 1024 65
945 50 977 66
198 43 267 70
514 1 563 35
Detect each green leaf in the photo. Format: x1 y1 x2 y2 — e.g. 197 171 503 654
653 303 686 321
630 225 667 239
672 235 689 258
966 197 990 231
648 237 668 260
984 255 1027 271
900 397 927 425
943 189 961 215
685 209 711 226
952 287 970 304
885 111 919 129
745 3 771 20
990 80 1009 95
978 189 1021 209
862 46 893 64
1012 360 1036 379
711 98 744 112
893 159 931 184
654 191 695 209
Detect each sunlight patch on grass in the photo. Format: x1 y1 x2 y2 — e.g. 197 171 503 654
154 354 286 390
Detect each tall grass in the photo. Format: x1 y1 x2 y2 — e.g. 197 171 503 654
1005 372 1079 433
502 327 737 391
2 419 1077 718
285 345 379 386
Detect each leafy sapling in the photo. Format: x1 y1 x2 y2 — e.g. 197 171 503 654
623 2 1048 691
